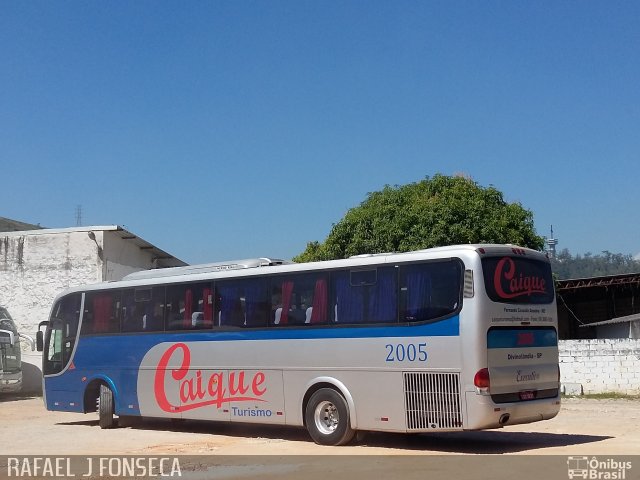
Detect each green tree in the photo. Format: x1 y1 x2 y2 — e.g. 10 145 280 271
294 174 544 262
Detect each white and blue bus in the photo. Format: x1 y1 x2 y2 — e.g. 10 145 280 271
37 245 560 445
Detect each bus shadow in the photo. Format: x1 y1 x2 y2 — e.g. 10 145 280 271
358 430 612 453
57 417 313 442
56 417 611 454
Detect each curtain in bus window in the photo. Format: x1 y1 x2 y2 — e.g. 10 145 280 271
310 278 327 324
369 268 397 323
404 267 432 322
203 288 213 327
333 271 364 323
218 284 244 326
93 294 112 333
183 289 193 328
243 279 268 327
279 281 294 325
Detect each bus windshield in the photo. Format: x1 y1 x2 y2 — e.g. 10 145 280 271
42 294 81 375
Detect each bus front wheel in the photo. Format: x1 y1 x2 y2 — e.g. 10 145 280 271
305 388 355 446
98 384 115 429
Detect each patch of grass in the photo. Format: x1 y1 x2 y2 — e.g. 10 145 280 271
562 392 640 400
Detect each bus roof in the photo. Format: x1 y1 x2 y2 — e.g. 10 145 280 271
122 258 292 281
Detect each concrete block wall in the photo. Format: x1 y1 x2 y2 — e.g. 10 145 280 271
559 339 640 395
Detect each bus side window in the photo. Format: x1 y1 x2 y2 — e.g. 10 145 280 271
271 273 328 326
121 290 142 332
243 278 269 327
399 261 461 323
82 291 120 335
121 287 165 332
331 268 397 325
332 270 363 324
166 283 214 330
217 278 269 328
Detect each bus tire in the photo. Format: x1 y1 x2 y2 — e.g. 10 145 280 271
305 388 355 446
98 384 115 429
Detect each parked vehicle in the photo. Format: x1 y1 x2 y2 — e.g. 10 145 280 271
0 306 34 393
37 245 559 444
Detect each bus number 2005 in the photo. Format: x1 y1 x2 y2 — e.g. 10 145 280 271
385 343 427 362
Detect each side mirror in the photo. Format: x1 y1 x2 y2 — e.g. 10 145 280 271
36 331 44 352
36 320 49 352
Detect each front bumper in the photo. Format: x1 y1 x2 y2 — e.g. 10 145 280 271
0 372 23 393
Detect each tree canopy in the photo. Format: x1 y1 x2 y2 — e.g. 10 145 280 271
294 174 544 262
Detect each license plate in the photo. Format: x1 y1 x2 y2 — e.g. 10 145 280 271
519 391 535 400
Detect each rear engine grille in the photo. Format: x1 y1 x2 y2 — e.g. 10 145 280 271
403 372 463 431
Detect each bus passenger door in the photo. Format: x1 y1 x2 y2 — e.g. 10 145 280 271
228 369 285 424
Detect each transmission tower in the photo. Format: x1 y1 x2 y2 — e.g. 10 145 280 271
75 205 83 227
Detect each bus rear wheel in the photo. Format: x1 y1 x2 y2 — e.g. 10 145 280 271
305 388 355 446
98 384 115 429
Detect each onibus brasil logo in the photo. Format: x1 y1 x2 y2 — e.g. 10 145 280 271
567 457 633 480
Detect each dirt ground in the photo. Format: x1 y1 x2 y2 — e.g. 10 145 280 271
1 395 638 456
1 395 639 480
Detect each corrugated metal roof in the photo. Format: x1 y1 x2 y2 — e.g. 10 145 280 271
0 216 44 232
579 313 640 328
557 272 640 291
106 226 187 268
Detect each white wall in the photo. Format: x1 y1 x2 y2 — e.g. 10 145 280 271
559 339 640 395
103 231 158 280
0 231 100 334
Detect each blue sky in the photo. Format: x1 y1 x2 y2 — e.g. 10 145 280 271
2 1 639 264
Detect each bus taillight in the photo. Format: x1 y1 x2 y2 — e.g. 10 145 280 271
474 368 490 392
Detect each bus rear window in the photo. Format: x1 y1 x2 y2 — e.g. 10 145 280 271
482 256 554 304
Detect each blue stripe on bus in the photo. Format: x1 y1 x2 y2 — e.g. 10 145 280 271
196 316 459 341
487 328 557 349
82 314 459 348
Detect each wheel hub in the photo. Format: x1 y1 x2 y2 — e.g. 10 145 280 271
314 400 339 435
